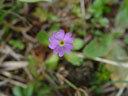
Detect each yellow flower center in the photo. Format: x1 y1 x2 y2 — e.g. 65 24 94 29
59 40 65 46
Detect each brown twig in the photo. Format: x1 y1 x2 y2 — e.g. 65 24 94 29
0 75 27 88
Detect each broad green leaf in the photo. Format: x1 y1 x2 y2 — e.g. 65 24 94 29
83 34 113 58
112 28 123 38
23 83 34 96
50 24 60 32
37 31 50 46
116 0 128 29
28 55 38 78
12 86 23 96
38 83 53 96
33 7 48 22
71 5 82 18
38 89 52 96
73 38 84 50
88 0 110 18
77 29 86 36
48 13 59 21
106 40 128 88
19 0 52 3
90 29 102 36
94 64 111 83
45 54 59 70
9 39 24 50
99 17 109 27
33 6 58 22
64 52 83 66
124 36 128 44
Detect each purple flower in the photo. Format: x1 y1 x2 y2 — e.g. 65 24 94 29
48 30 74 57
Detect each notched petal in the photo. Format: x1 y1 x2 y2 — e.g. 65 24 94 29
49 37 54 42
65 32 72 38
54 30 65 40
53 47 59 55
64 48 71 54
53 46 64 57
64 44 74 49
59 50 64 57
48 44 56 49
64 32 74 43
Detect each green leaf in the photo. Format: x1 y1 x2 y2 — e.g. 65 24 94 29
71 5 82 18
73 38 84 50
45 54 59 70
9 39 24 50
91 86 102 94
124 35 128 44
33 7 48 22
112 29 122 38
12 86 23 96
50 24 60 32
64 52 83 66
0 3 20 24
90 29 102 36
83 34 113 58
88 0 105 18
37 31 50 46
94 64 111 82
37 83 53 96
19 0 52 3
48 13 59 21
28 55 38 78
106 40 128 88
77 29 86 36
116 0 128 29
99 17 109 27
23 83 34 96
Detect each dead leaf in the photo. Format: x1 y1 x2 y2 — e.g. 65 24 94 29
1 61 28 71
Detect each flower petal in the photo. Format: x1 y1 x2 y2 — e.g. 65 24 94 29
48 44 57 49
58 47 64 57
53 46 64 57
63 47 71 54
64 32 74 43
65 32 72 37
48 37 59 49
64 43 74 50
49 37 59 44
54 30 65 40
53 46 59 55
